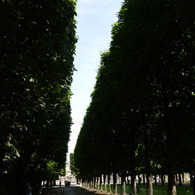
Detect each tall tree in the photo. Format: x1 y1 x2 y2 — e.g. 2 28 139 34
0 0 77 194
75 1 194 195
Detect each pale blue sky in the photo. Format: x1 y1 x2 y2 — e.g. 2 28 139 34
69 0 123 153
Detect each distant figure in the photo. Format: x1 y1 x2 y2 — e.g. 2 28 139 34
65 181 68 188
68 181 70 187
59 181 61 187
26 183 32 195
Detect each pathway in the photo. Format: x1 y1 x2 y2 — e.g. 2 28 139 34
41 186 108 195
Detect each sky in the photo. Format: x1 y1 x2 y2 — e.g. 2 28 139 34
68 0 124 154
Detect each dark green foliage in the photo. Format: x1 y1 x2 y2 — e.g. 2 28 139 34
74 0 195 194
0 0 77 194
70 153 79 177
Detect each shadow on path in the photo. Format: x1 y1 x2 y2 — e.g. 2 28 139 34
41 187 65 195
41 186 110 195
71 186 109 195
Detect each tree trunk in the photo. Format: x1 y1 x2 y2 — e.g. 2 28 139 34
103 174 106 191
138 175 141 184
93 178 95 189
131 171 136 195
146 157 153 195
161 175 164 185
107 174 111 192
103 173 106 184
94 177 96 188
143 174 146 184
113 172 117 194
154 174 157 185
107 174 110 184
133 178 137 195
88 179 90 189
143 120 153 195
146 174 153 195
97 177 99 190
168 165 177 195
121 173 126 195
178 172 182 186
90 179 93 189
182 173 184 183
95 177 99 190
46 180 49 187
100 175 102 191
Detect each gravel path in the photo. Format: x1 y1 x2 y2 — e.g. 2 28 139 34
72 186 108 195
41 186 110 195
41 187 65 195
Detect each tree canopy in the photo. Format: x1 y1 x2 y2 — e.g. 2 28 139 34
74 0 195 194
0 0 77 194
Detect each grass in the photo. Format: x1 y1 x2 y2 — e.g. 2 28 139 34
85 183 194 194
100 184 193 195
137 184 193 195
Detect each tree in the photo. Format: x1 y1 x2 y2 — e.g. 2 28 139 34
70 153 79 181
75 0 195 195
0 0 77 194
